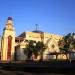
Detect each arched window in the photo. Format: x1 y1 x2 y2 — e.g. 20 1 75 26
51 44 55 49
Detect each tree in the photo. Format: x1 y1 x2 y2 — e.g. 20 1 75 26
24 41 47 61
24 40 35 59
35 41 47 61
58 33 75 60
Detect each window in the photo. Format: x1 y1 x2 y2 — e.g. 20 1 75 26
29 36 32 37
51 44 55 49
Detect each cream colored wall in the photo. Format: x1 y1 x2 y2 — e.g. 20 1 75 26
19 32 62 44
47 39 60 53
1 29 15 61
1 19 16 61
43 33 62 43
16 43 28 60
1 37 7 60
25 32 42 42
57 54 69 60
18 32 62 47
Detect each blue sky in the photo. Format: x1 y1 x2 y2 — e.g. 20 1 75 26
0 0 75 36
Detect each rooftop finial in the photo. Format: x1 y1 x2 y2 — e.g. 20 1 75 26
35 24 38 31
8 16 12 20
32 24 43 33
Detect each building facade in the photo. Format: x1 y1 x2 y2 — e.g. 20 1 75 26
1 17 65 61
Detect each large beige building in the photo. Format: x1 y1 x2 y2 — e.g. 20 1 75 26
1 17 64 61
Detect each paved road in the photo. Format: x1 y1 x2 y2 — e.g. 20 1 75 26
0 70 74 75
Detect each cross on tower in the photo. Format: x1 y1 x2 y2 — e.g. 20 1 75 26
35 24 38 31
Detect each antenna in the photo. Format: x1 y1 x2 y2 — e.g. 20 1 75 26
35 24 38 31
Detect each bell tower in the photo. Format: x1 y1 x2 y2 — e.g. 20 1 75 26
1 17 16 61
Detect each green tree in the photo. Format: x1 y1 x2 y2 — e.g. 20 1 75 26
24 41 47 60
58 33 71 52
24 40 35 59
58 33 75 60
35 41 47 61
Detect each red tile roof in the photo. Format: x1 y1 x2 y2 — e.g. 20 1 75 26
15 37 26 41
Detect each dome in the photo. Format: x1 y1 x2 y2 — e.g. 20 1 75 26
8 16 12 20
32 30 44 34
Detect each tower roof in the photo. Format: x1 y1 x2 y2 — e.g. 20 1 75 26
8 16 12 20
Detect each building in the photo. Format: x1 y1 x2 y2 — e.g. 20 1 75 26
1 17 15 61
1 17 64 61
